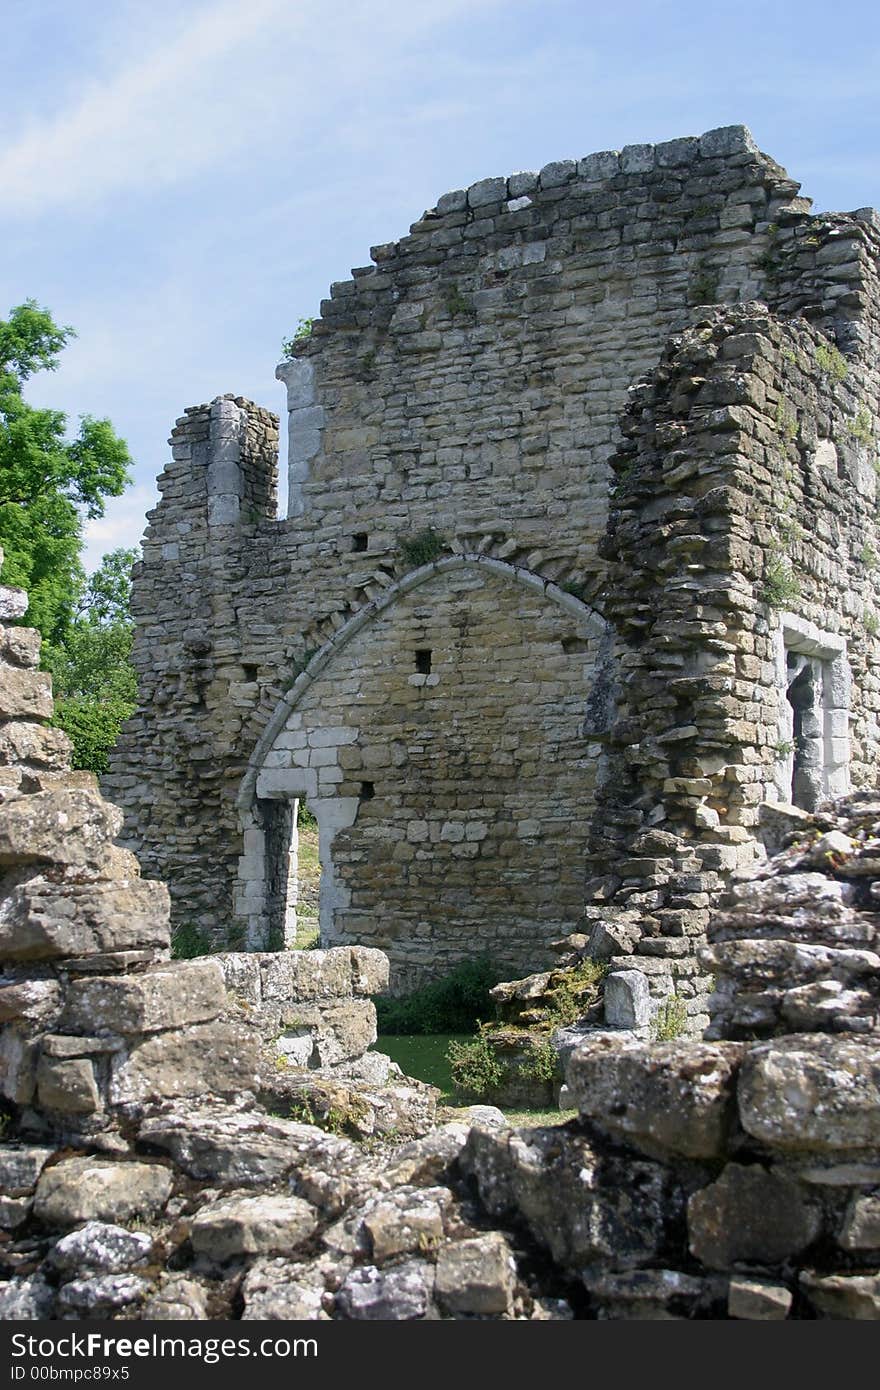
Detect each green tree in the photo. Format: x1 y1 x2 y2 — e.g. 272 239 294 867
43 549 138 776
0 300 131 644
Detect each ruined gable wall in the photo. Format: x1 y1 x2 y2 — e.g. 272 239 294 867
109 127 807 953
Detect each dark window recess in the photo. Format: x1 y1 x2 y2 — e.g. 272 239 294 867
359 780 375 801
352 533 368 552
242 665 258 681
415 649 432 674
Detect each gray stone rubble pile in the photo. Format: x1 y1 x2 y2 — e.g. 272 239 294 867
0 575 565 1320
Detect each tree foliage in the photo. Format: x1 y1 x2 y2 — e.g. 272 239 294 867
0 300 131 644
43 549 138 776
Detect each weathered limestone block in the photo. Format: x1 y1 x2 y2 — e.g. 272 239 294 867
361 1187 449 1263
0 789 122 868
0 1196 32 1229
583 1268 719 1320
276 999 377 1067
839 1195 880 1251
0 667 53 720
463 1124 671 1271
0 721 70 770
0 586 28 622
567 1035 743 1158
65 959 224 1036
0 624 41 669
0 976 63 1026
48 1222 153 1277
0 1145 55 1195
109 1019 260 1104
702 938 880 990
0 876 170 961
259 948 352 1002
57 1274 150 1316
434 1233 516 1316
738 1036 880 1151
140 1275 211 1321
800 1270 880 1319
727 1277 793 1320
335 1262 433 1320
190 1193 318 1261
34 1157 172 1227
137 1104 360 1186
603 969 652 1027
0 1026 39 1103
0 1275 55 1319
688 1164 821 1268
241 1259 327 1320
36 1055 101 1114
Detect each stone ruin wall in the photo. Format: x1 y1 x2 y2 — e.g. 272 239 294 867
107 126 880 1004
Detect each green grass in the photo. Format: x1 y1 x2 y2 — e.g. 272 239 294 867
375 1034 469 1100
374 1033 576 1127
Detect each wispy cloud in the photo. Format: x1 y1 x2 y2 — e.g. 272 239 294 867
0 0 505 218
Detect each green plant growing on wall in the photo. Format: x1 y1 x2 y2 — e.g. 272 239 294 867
761 557 801 608
171 922 213 959
446 1034 504 1099
774 401 798 443
849 408 874 445
690 263 720 304
815 342 848 382
865 609 880 637
399 527 446 569
775 739 793 758
444 284 475 318
860 542 877 570
652 992 688 1041
281 318 316 357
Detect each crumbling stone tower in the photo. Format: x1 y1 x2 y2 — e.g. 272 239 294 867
108 126 880 1009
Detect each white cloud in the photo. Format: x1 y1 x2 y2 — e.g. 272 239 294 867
0 0 505 218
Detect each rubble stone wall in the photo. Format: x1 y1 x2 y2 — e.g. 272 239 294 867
107 126 880 999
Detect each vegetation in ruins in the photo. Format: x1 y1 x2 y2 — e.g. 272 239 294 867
375 957 502 1035
398 526 446 569
652 991 688 1041
43 548 138 774
280 317 316 356
0 301 131 643
0 301 135 772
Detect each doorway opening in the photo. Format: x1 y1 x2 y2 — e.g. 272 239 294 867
261 796 321 949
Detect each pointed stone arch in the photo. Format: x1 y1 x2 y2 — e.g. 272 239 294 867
234 554 610 980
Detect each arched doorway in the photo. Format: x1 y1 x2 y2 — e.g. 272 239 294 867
237 556 607 990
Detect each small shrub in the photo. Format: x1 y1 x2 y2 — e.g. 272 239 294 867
652 993 688 1041
444 284 475 317
690 264 720 304
171 922 213 959
860 543 877 570
774 401 798 442
521 1039 559 1083
398 527 446 569
281 318 315 357
865 610 880 637
761 558 801 608
815 342 848 382
375 957 502 1034
447 1035 504 1099
849 408 874 445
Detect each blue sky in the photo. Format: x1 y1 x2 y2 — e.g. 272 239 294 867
3 0 879 569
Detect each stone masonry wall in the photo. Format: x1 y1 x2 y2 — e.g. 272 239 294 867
108 125 880 998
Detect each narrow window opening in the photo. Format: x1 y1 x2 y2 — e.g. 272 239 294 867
352 533 368 552
415 648 432 674
360 780 375 801
242 664 258 682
